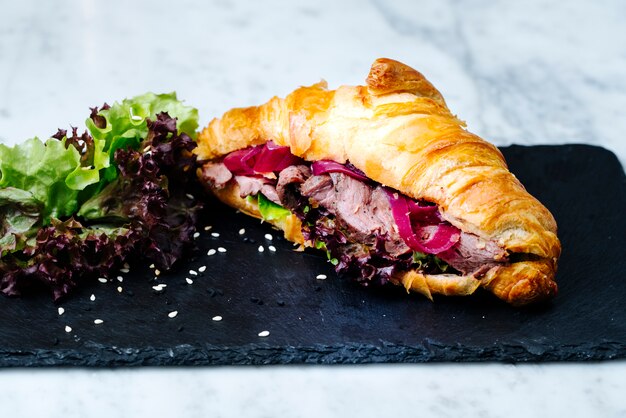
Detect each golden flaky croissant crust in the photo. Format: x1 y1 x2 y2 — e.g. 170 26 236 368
196 58 561 306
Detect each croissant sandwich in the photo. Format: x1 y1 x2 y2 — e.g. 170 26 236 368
195 58 561 306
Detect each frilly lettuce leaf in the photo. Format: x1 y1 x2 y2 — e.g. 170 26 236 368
0 137 83 220
0 187 43 256
86 92 199 155
64 132 110 190
84 92 199 189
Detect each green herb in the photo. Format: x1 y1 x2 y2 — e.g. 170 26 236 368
314 239 339 265
412 251 449 272
433 256 449 272
412 251 428 263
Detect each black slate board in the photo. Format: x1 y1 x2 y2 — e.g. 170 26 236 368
1 144 625 366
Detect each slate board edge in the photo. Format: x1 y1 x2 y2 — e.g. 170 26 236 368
2 340 625 367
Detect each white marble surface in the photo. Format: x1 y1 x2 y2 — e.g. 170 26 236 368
1 0 626 416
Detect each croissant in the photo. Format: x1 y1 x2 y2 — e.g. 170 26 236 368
195 58 561 306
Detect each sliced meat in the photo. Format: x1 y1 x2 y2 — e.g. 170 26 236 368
234 176 268 197
370 187 397 232
300 174 336 208
438 233 508 276
234 176 281 205
302 173 376 242
276 165 311 209
370 187 411 256
331 173 379 244
301 173 407 250
260 184 281 205
300 172 507 269
200 162 232 189
384 237 411 257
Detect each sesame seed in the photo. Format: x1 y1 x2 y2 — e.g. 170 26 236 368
258 245 265 253
143 145 151 153
168 311 178 318
149 264 155 269
189 269 198 276
186 278 194 285
258 330 270 337
119 268 130 273
94 319 103 325
207 249 216 256
58 307 65 315
64 325 72 333
117 286 123 293
154 269 161 276
316 274 327 280
117 276 123 282
211 232 220 237
198 265 207 272
204 226 212 231
212 315 222 321
186 193 194 200
152 284 167 292
268 245 276 252
217 247 226 253
98 277 107 283
90 294 96 302
264 234 273 241
238 228 245 235
193 232 200 239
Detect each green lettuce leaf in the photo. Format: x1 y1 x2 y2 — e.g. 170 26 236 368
412 251 449 272
84 92 199 190
65 133 110 191
0 187 43 256
0 137 83 220
255 193 291 222
86 92 199 156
